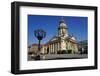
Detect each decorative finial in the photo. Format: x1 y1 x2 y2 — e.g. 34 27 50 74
60 16 64 23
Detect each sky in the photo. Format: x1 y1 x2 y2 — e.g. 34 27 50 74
28 15 88 45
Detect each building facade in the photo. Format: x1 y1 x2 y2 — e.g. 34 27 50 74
28 18 78 55
41 18 78 54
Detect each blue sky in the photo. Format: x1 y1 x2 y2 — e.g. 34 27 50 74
28 15 88 45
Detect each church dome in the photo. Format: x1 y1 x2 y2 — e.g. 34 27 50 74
58 17 68 29
59 22 67 28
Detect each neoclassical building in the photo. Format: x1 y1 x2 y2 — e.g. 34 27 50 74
28 18 78 55
41 18 78 54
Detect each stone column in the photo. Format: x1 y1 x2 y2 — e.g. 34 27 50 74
51 44 52 53
49 44 50 54
56 43 58 52
50 44 52 54
53 43 54 54
54 43 55 53
54 43 55 54
54 43 56 53
52 44 53 53
58 42 59 51
52 44 54 53
55 43 57 54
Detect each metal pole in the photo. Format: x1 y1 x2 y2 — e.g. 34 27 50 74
38 40 41 54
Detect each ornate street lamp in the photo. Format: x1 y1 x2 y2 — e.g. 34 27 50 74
34 29 46 60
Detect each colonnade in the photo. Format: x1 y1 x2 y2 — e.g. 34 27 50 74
48 42 60 54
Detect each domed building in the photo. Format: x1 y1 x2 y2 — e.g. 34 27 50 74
41 17 78 54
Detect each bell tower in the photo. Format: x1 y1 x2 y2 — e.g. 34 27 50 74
58 17 68 37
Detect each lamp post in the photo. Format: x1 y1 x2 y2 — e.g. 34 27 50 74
34 29 46 60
